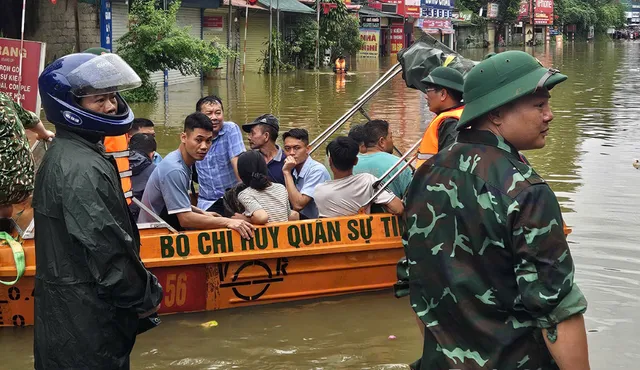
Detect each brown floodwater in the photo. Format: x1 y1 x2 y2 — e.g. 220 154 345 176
1 41 639 369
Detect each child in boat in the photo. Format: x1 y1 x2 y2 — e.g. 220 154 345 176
234 150 299 224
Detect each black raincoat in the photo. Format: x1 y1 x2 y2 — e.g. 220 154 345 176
32 129 163 370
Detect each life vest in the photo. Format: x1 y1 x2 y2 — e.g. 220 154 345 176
104 134 133 204
416 106 464 168
335 58 346 70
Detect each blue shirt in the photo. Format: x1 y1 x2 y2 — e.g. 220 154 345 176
292 157 331 219
152 152 163 164
195 121 246 210
139 150 192 230
353 151 413 198
264 146 285 185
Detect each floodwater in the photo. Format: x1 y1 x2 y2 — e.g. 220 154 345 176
1 41 639 369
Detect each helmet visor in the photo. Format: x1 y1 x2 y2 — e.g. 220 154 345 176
67 54 141 97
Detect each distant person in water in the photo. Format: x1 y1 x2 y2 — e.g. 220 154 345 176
333 55 348 74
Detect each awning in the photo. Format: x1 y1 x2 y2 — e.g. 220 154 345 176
224 0 265 10
258 0 315 14
423 28 455 34
358 6 403 19
299 0 360 10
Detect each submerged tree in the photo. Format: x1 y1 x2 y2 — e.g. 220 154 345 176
317 0 364 60
117 0 234 102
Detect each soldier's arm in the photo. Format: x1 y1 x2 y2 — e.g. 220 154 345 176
511 184 590 368
543 314 590 370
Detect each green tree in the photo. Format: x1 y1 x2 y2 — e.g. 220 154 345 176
317 0 364 59
555 0 624 34
117 0 234 102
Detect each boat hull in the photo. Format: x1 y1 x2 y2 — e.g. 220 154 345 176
0 214 405 327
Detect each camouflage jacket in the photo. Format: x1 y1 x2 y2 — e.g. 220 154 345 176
0 92 39 205
403 129 587 370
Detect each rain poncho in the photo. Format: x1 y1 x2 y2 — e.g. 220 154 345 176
32 128 163 370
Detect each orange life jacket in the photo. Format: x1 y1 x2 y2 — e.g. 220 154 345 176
335 58 346 70
104 134 132 204
416 106 464 168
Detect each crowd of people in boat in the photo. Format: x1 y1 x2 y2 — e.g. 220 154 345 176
126 95 406 238
0 44 590 370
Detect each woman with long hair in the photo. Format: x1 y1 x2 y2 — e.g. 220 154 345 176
234 150 298 224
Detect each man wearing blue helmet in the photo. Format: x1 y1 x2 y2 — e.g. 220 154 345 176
32 52 163 369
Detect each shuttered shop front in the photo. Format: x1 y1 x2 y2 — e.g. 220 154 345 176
203 8 229 76
149 7 203 85
111 2 129 52
239 11 270 73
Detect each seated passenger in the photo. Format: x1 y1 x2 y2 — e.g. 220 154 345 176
242 114 285 185
129 133 157 220
139 112 254 239
314 137 404 217
282 128 331 219
232 151 298 225
128 118 162 163
348 123 367 154
353 119 413 198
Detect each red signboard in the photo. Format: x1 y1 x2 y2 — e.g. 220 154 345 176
203 15 224 31
0 38 46 114
518 0 554 25
534 0 554 25
390 22 405 55
153 265 207 314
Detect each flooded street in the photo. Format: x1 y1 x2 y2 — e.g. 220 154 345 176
2 41 640 369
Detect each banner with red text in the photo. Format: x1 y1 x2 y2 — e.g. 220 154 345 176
517 0 554 25
0 38 46 114
390 22 405 55
358 28 380 58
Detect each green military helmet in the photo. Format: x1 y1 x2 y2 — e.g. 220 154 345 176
457 50 567 130
421 66 464 93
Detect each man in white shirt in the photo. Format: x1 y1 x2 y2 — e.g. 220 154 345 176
314 136 404 218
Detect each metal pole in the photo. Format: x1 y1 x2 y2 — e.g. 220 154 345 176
309 63 402 151
16 0 26 105
227 0 232 78
269 0 272 74
276 0 280 74
361 154 417 208
243 5 248 76
372 139 421 188
315 0 320 70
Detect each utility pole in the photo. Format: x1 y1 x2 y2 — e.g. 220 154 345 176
315 0 320 70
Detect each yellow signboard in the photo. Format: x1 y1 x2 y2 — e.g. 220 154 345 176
358 28 379 58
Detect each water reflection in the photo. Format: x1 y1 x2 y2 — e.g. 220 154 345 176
7 42 640 369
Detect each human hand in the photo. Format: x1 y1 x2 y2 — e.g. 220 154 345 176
207 211 222 217
282 156 297 173
226 218 255 239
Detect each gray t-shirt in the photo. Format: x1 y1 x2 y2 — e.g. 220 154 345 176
238 183 291 223
313 173 396 218
138 150 192 228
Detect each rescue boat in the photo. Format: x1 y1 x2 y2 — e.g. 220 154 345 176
0 36 479 327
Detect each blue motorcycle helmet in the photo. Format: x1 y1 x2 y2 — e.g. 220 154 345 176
38 52 141 136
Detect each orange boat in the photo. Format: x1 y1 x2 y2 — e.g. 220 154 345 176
0 197 404 327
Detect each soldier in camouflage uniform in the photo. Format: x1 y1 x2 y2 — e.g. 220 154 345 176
403 51 590 370
0 92 54 224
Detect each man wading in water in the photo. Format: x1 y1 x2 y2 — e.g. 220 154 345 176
403 51 590 370
33 52 163 369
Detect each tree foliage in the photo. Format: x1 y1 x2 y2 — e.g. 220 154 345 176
317 0 364 59
458 0 625 34
117 0 234 101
